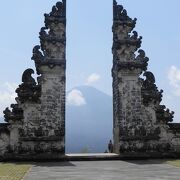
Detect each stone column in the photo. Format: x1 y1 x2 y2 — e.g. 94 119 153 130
30 0 66 155
112 0 145 154
37 1 66 154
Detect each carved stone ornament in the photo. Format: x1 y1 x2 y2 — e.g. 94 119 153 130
112 0 180 157
141 71 164 105
3 104 23 123
16 69 41 103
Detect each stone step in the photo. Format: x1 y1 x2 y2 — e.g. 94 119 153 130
65 153 120 161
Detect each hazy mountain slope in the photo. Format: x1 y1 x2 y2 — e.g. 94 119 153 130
66 86 113 153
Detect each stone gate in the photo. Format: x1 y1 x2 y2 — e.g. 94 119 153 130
112 0 180 158
0 1 66 160
0 0 179 160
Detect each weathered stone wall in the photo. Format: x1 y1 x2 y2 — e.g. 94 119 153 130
19 103 41 139
39 65 65 152
0 1 66 160
0 124 10 156
112 0 180 157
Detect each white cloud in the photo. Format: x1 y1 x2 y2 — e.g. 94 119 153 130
86 73 101 85
168 65 180 96
67 89 86 106
0 82 17 118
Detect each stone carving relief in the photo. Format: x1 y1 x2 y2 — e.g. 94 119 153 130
0 0 66 159
16 69 41 103
112 0 180 156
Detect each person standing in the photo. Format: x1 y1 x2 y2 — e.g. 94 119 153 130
108 140 113 153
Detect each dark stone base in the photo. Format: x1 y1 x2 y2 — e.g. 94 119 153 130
118 152 180 160
1 152 180 162
0 152 66 162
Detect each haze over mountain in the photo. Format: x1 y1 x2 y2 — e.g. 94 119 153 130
66 86 113 153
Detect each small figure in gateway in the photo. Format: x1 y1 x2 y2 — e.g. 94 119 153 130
108 140 113 153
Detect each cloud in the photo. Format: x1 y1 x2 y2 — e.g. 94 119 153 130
86 73 101 85
67 89 86 106
0 82 17 118
168 65 180 96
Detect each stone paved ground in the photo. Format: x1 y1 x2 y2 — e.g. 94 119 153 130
24 160 180 180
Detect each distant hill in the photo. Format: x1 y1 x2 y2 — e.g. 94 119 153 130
66 86 113 153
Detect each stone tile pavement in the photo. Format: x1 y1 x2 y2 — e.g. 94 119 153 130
24 160 180 180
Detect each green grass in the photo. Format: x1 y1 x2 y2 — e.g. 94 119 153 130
0 163 31 180
167 160 180 167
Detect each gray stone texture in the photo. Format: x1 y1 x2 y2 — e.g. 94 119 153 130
0 0 66 160
112 0 180 157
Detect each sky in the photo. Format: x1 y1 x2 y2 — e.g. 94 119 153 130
0 0 180 122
